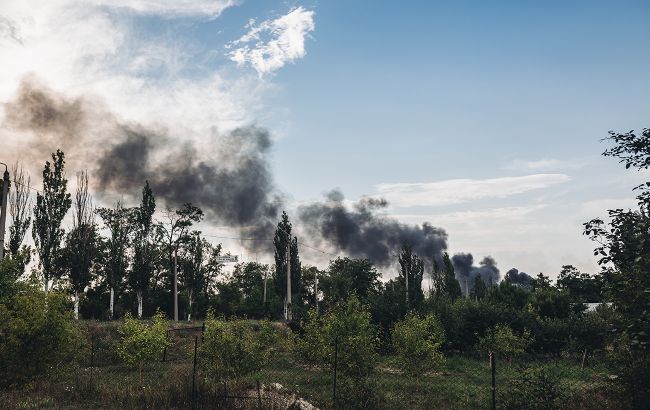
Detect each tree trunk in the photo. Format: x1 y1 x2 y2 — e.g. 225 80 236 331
137 291 143 318
581 348 588 369
187 291 193 321
74 290 80 320
109 287 114 319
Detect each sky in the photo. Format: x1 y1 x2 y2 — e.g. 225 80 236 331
1 0 649 279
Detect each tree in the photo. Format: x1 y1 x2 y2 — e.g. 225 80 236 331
442 252 462 300
97 201 133 319
583 127 650 351
392 313 446 381
556 265 602 303
130 181 156 318
471 275 487 300
398 243 425 310
65 171 100 319
478 323 531 363
179 232 212 321
32 150 72 292
200 313 268 383
321 257 380 307
158 202 203 320
115 310 170 382
273 211 301 319
8 162 31 263
0 288 85 387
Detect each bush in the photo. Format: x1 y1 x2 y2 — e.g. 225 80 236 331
478 323 531 362
0 289 85 387
500 365 568 410
392 312 446 378
200 314 267 382
115 310 169 377
294 297 380 408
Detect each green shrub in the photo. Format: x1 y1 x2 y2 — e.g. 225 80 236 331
115 310 169 377
500 365 568 410
478 323 531 362
392 312 446 378
200 314 267 382
0 289 85 387
295 297 380 408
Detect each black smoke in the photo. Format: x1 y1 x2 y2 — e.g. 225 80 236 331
298 190 448 268
2 77 282 244
452 253 500 295
504 268 533 289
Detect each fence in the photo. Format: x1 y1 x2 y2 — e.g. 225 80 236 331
80 323 630 410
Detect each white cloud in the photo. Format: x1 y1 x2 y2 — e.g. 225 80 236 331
375 174 571 207
0 0 262 141
91 0 238 18
227 6 315 76
504 158 587 171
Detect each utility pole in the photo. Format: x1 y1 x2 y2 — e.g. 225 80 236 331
173 247 178 321
0 163 9 260
285 241 292 321
315 270 319 314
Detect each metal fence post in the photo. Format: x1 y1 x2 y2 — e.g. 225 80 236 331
192 335 198 409
490 351 496 410
333 335 338 409
162 330 169 362
90 334 95 367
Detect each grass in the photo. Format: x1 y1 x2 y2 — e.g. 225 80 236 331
0 321 629 409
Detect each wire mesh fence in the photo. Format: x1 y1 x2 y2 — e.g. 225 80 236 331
76 322 632 409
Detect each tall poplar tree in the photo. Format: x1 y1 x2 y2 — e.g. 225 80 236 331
273 211 301 317
130 181 156 317
32 150 71 292
398 243 424 310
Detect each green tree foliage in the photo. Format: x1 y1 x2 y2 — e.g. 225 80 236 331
442 252 462 300
556 265 602 303
398 243 425 309
200 313 267 382
130 181 156 317
392 313 446 378
212 261 271 318
470 275 487 300
97 201 133 319
478 323 532 362
8 162 31 261
584 127 650 351
295 297 379 407
32 149 72 292
273 211 301 315
321 257 380 308
115 310 169 378
0 288 85 386
63 171 101 319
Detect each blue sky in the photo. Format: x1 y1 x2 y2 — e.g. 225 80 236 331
1 0 649 277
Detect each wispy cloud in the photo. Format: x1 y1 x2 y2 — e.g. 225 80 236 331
375 174 571 207
227 6 315 76
92 0 238 18
503 158 587 171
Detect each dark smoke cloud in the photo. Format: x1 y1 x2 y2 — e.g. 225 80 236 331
504 268 533 289
2 77 282 245
452 253 500 295
298 189 448 267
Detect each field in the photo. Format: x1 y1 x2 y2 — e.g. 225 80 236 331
1 320 626 410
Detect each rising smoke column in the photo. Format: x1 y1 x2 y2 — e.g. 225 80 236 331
452 253 500 295
298 189 448 267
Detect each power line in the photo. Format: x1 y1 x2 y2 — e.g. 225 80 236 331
12 181 340 259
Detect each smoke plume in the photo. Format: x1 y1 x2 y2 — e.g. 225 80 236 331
452 253 500 295
298 189 448 267
2 77 282 243
504 268 533 289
